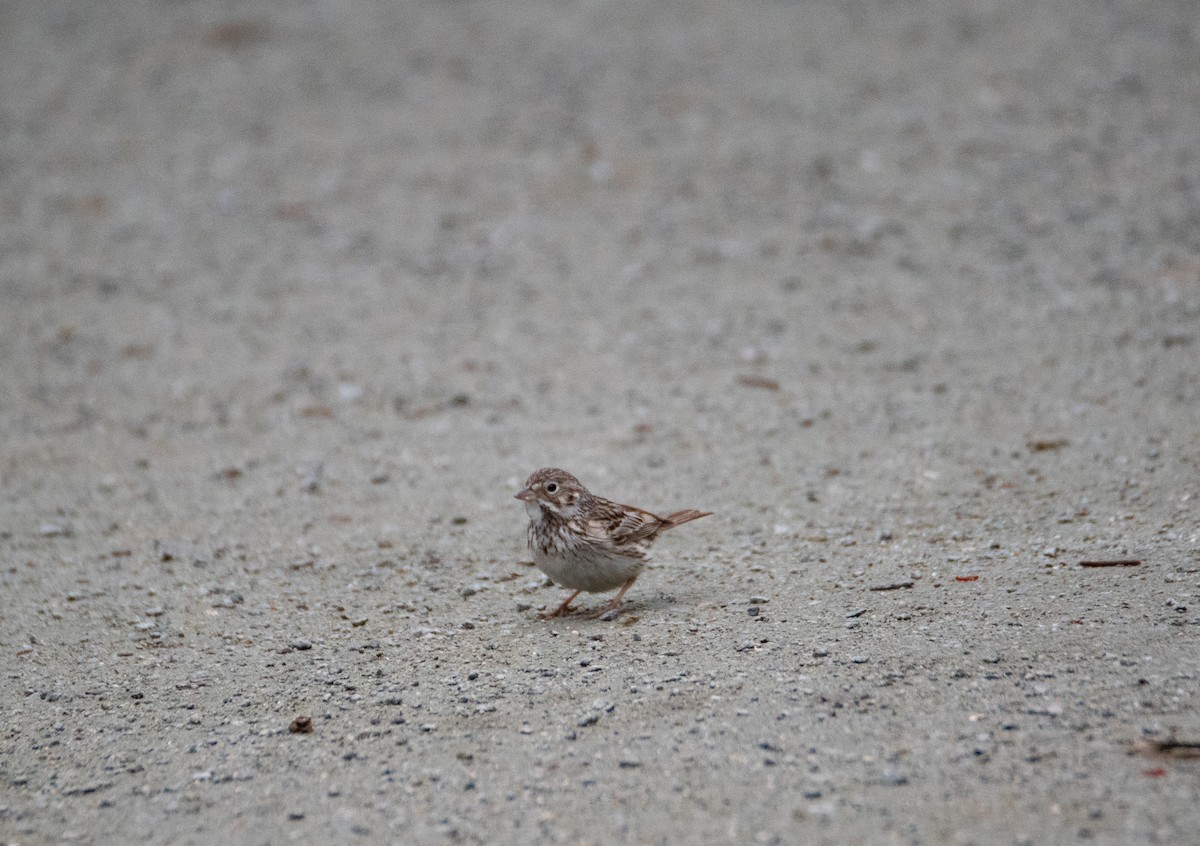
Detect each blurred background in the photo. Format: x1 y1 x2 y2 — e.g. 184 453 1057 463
4 0 1198 592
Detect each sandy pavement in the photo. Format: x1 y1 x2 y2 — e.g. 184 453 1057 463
2 1 1199 843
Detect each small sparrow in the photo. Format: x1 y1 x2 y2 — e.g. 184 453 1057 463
516 468 711 619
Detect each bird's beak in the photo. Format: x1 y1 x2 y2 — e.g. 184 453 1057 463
515 487 534 501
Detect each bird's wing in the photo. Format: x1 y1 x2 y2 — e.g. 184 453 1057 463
581 501 664 548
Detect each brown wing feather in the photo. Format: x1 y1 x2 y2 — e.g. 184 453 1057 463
588 500 711 547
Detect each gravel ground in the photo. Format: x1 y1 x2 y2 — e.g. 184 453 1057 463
3 1 1199 844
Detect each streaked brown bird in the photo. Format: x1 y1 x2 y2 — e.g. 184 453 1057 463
515 468 711 619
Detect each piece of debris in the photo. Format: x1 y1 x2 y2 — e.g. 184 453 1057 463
1128 738 1200 760
1079 559 1142 568
1027 437 1070 452
869 581 914 592
288 715 313 734
736 375 780 391
299 404 335 419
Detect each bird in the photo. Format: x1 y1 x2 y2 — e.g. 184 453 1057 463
515 467 711 619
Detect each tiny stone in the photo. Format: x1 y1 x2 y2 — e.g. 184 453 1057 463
289 639 313 650
747 606 760 617
850 655 869 664
812 647 831 658
515 602 532 612
288 715 313 734
749 596 770 604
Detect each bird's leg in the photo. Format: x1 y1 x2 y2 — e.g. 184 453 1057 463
579 577 638 620
539 590 582 619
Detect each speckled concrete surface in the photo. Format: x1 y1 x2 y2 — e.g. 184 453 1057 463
2 1 1199 844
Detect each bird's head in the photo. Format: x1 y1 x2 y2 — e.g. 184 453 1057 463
516 468 587 519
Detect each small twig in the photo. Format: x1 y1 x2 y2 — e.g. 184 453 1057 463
1027 437 1070 452
1079 559 1141 568
1128 738 1200 760
736 375 780 391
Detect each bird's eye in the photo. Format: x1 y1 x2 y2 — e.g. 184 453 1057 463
544 482 558 493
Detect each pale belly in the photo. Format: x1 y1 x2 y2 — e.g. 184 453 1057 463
532 545 645 593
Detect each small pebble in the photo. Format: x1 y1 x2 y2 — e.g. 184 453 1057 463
288 715 313 734
850 655 870 664
289 639 313 651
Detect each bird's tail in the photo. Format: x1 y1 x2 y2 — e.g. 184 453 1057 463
661 509 712 529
